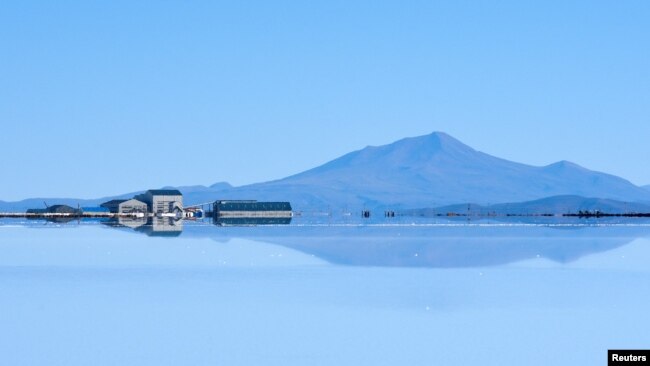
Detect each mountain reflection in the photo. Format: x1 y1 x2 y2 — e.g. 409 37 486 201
189 224 647 268
97 217 650 268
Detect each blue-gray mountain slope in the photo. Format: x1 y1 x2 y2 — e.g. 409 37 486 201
190 132 650 209
3 132 649 211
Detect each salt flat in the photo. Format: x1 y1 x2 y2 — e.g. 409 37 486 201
1 219 648 366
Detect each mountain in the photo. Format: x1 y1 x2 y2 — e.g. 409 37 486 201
2 132 649 211
405 195 650 216
644 185 650 192
178 225 648 268
209 182 233 190
182 132 650 210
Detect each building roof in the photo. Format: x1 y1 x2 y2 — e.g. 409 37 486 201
215 201 292 211
101 199 128 206
27 204 82 214
122 198 146 205
49 205 72 209
147 189 182 196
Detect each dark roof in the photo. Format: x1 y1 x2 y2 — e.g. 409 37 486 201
215 201 292 212
146 231 183 237
26 205 81 214
147 189 182 196
101 199 128 206
48 205 81 213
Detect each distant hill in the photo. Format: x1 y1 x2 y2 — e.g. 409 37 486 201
183 132 650 210
0 192 142 212
0 185 222 212
404 195 650 216
644 185 650 192
3 132 650 212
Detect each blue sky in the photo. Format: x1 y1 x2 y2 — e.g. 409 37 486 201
1 1 649 200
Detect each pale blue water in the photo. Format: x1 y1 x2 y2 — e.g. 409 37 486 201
1 218 649 365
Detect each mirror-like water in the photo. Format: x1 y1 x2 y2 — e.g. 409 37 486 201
1 218 648 366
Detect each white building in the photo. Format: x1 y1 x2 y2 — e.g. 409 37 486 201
135 189 183 215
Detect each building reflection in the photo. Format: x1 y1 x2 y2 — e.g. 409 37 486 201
114 216 147 229
103 217 183 237
135 217 183 237
102 216 292 236
212 217 292 226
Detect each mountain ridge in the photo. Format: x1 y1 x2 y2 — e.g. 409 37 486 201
2 132 649 211
211 132 650 209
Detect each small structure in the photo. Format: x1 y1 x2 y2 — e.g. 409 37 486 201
100 199 148 214
183 207 203 218
27 204 81 215
135 189 183 215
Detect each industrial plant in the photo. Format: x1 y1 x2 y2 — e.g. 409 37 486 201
212 200 293 226
14 189 293 228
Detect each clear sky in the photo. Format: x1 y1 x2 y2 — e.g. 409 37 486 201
1 1 649 201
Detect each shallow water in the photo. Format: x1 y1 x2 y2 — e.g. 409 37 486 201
1 218 649 365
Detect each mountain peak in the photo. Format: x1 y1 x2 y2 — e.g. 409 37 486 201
4 131 650 211
403 131 470 147
381 131 477 159
283 131 479 179
544 160 587 171
428 130 455 140
209 181 233 190
258 131 650 208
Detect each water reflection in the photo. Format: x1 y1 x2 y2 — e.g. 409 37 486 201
103 216 293 235
27 216 78 224
103 217 183 237
3 218 649 366
184 224 650 268
213 217 292 226
13 216 650 268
